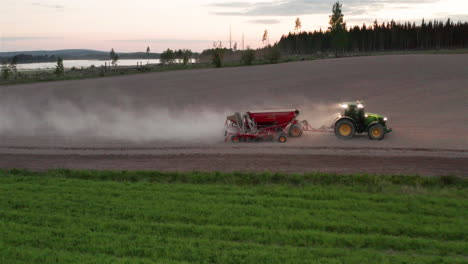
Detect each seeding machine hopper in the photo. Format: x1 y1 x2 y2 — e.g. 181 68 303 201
224 109 316 143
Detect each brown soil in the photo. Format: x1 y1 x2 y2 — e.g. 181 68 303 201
0 153 466 176
1 54 467 176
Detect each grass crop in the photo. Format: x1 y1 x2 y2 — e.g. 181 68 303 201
0 169 466 263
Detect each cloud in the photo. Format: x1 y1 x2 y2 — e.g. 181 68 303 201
210 2 253 8
433 13 468 22
247 19 281 24
32 2 65 10
211 0 439 17
211 0 336 16
0 36 63 41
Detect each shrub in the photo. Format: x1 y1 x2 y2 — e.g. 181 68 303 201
160 49 175 65
99 66 105 77
1 62 11 80
241 49 255 65
265 45 282 64
54 57 65 76
212 49 224 68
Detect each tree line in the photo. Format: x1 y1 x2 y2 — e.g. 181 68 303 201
0 54 62 64
200 41 281 68
278 4 468 54
159 49 196 65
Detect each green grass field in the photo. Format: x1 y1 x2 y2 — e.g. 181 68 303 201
0 170 466 264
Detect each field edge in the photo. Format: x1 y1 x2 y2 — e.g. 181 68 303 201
1 169 466 188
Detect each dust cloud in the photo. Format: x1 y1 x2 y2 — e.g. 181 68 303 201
296 103 341 129
0 99 229 142
0 95 340 142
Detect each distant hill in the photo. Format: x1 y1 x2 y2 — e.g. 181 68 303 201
0 49 107 57
0 49 161 63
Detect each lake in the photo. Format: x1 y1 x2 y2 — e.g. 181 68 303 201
16 59 163 70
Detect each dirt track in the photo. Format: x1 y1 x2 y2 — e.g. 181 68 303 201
1 55 467 176
0 153 466 176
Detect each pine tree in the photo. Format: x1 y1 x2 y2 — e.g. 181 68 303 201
54 57 64 76
329 1 347 56
110 48 116 61
146 46 150 63
110 48 119 67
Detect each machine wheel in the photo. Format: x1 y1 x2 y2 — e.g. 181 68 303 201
335 119 356 139
368 124 385 140
288 124 303 137
230 135 241 143
277 133 287 143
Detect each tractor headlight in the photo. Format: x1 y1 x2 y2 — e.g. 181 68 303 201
357 104 364 108
384 117 388 121
340 104 348 108
364 114 368 118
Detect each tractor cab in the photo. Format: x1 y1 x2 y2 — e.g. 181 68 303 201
341 101 366 132
335 101 392 140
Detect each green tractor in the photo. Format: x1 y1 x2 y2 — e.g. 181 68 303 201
334 101 392 140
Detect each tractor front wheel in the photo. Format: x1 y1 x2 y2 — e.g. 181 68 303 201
368 124 385 140
335 119 356 139
288 124 303 137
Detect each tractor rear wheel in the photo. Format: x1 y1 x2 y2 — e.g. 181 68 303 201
335 119 356 139
368 124 385 140
288 124 303 137
277 133 287 143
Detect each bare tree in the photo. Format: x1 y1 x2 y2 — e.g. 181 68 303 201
294 17 302 54
295 17 302 33
262 29 269 47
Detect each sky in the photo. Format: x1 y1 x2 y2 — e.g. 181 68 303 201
1 0 467 52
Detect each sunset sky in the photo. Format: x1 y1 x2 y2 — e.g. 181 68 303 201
1 0 467 52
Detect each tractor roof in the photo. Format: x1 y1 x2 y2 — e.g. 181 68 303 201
341 101 364 107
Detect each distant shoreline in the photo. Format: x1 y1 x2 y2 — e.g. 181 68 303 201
1 49 467 85
13 58 158 65
0 49 162 65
